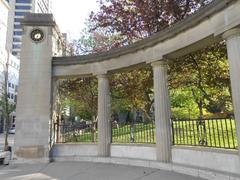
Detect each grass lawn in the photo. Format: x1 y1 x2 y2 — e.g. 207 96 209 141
172 118 238 149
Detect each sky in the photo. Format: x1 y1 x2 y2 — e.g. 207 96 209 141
51 0 99 40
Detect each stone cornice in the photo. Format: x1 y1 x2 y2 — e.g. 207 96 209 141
151 61 168 68
52 0 236 66
21 13 56 27
222 28 240 40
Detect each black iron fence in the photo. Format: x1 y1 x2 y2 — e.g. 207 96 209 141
54 123 97 143
111 121 155 144
171 118 238 149
53 117 238 150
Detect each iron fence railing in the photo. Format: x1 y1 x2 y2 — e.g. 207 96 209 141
53 117 238 150
171 118 238 149
54 123 97 143
111 121 155 144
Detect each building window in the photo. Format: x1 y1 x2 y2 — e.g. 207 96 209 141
16 0 32 3
15 12 26 16
13 37 21 43
11 94 14 99
13 24 22 30
14 95 17 103
13 44 21 49
14 18 23 23
8 82 11 88
12 116 16 123
15 5 32 10
12 51 18 56
13 31 22 36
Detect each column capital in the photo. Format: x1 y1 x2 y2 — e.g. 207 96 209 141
222 28 240 40
97 74 109 79
151 60 168 68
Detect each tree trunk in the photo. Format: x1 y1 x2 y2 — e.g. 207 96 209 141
4 128 9 151
4 52 10 151
198 99 203 120
197 98 207 145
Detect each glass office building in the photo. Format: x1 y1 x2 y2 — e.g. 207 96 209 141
6 0 52 57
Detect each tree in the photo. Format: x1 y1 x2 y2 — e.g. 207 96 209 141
90 0 212 43
73 25 124 55
110 67 154 121
170 88 199 119
0 51 15 151
88 0 231 119
62 0 229 124
168 42 231 118
59 77 98 142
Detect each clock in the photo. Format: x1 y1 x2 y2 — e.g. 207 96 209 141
30 29 44 42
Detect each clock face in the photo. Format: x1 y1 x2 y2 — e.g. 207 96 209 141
30 29 44 42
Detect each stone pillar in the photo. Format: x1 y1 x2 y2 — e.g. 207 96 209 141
97 74 111 157
14 14 55 161
51 78 60 144
152 61 172 163
223 28 240 156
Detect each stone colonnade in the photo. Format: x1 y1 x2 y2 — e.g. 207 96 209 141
96 28 240 161
14 13 240 162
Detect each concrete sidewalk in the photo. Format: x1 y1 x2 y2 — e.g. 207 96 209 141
0 162 205 180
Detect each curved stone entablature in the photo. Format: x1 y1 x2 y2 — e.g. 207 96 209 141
52 0 239 78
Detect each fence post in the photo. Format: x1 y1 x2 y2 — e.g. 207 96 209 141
171 119 174 145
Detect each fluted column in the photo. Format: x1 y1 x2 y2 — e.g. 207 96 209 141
223 28 240 156
152 61 172 163
97 74 111 157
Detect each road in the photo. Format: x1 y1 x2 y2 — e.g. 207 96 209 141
0 134 14 151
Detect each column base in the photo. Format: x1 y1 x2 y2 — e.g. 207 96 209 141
97 144 110 157
14 145 49 160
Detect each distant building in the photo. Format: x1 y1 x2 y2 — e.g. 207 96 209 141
0 0 20 133
0 0 9 49
6 0 52 57
7 54 19 105
0 52 19 133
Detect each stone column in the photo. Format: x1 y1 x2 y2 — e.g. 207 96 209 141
152 61 172 163
223 28 240 156
14 14 55 161
97 74 111 157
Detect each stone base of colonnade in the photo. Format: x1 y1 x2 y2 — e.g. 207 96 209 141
49 143 240 180
10 146 51 164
